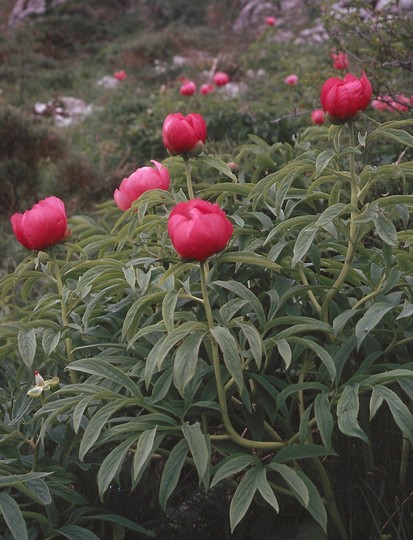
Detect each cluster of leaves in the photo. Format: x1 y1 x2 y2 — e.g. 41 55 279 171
1 111 413 539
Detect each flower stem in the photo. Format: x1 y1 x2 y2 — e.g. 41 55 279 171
52 259 78 383
199 261 285 450
183 156 195 199
321 121 359 324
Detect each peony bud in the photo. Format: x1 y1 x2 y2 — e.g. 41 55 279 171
311 109 325 125
114 160 170 211
168 198 233 261
114 70 127 80
10 196 71 251
180 81 197 96
330 52 349 70
320 71 372 124
162 112 207 157
200 83 215 95
284 74 298 86
213 72 230 86
266 16 277 26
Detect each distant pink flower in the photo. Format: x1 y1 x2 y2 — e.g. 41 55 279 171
389 94 409 112
372 97 390 111
114 161 170 211
200 83 215 95
266 16 277 26
180 81 197 96
330 52 349 70
114 70 127 80
311 109 325 125
213 72 230 86
284 74 298 86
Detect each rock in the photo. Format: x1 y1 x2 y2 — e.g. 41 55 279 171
8 0 68 28
96 76 120 90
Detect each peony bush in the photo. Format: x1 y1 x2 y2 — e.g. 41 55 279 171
1 64 413 540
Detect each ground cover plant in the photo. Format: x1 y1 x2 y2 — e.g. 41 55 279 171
1 1 413 539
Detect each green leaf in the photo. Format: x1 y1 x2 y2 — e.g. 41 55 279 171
182 422 209 481
373 213 398 246
211 455 256 488
235 321 263 369
213 280 265 328
24 478 52 505
18 328 36 369
369 386 384 421
368 126 413 147
79 400 129 460
133 427 158 481
57 525 100 540
314 394 334 452
314 203 347 227
355 302 395 350
292 225 317 267
229 467 259 532
159 439 189 510
210 326 244 393
0 472 52 487
86 514 155 537
333 310 355 336
42 328 61 357
145 322 205 387
268 463 309 507
370 385 413 444
0 492 28 540
173 330 205 395
215 252 281 272
397 300 413 320
314 149 335 178
337 385 368 442
97 435 138 498
68 358 142 397
200 155 238 181
273 444 335 463
294 470 327 531
276 339 292 369
255 467 279 513
162 289 179 333
288 337 336 382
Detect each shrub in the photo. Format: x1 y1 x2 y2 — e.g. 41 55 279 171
1 105 413 538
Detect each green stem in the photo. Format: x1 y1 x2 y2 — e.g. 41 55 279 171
400 437 410 486
351 274 385 311
52 259 78 383
183 156 195 199
321 122 359 324
298 263 322 316
312 457 349 540
199 261 285 451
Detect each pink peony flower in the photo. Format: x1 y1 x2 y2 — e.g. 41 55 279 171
162 112 207 156
168 198 233 261
180 81 197 96
311 109 325 125
213 72 230 86
266 16 277 26
10 196 71 250
114 70 127 80
284 74 298 86
320 71 372 124
200 83 215 95
114 160 170 211
330 52 349 70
